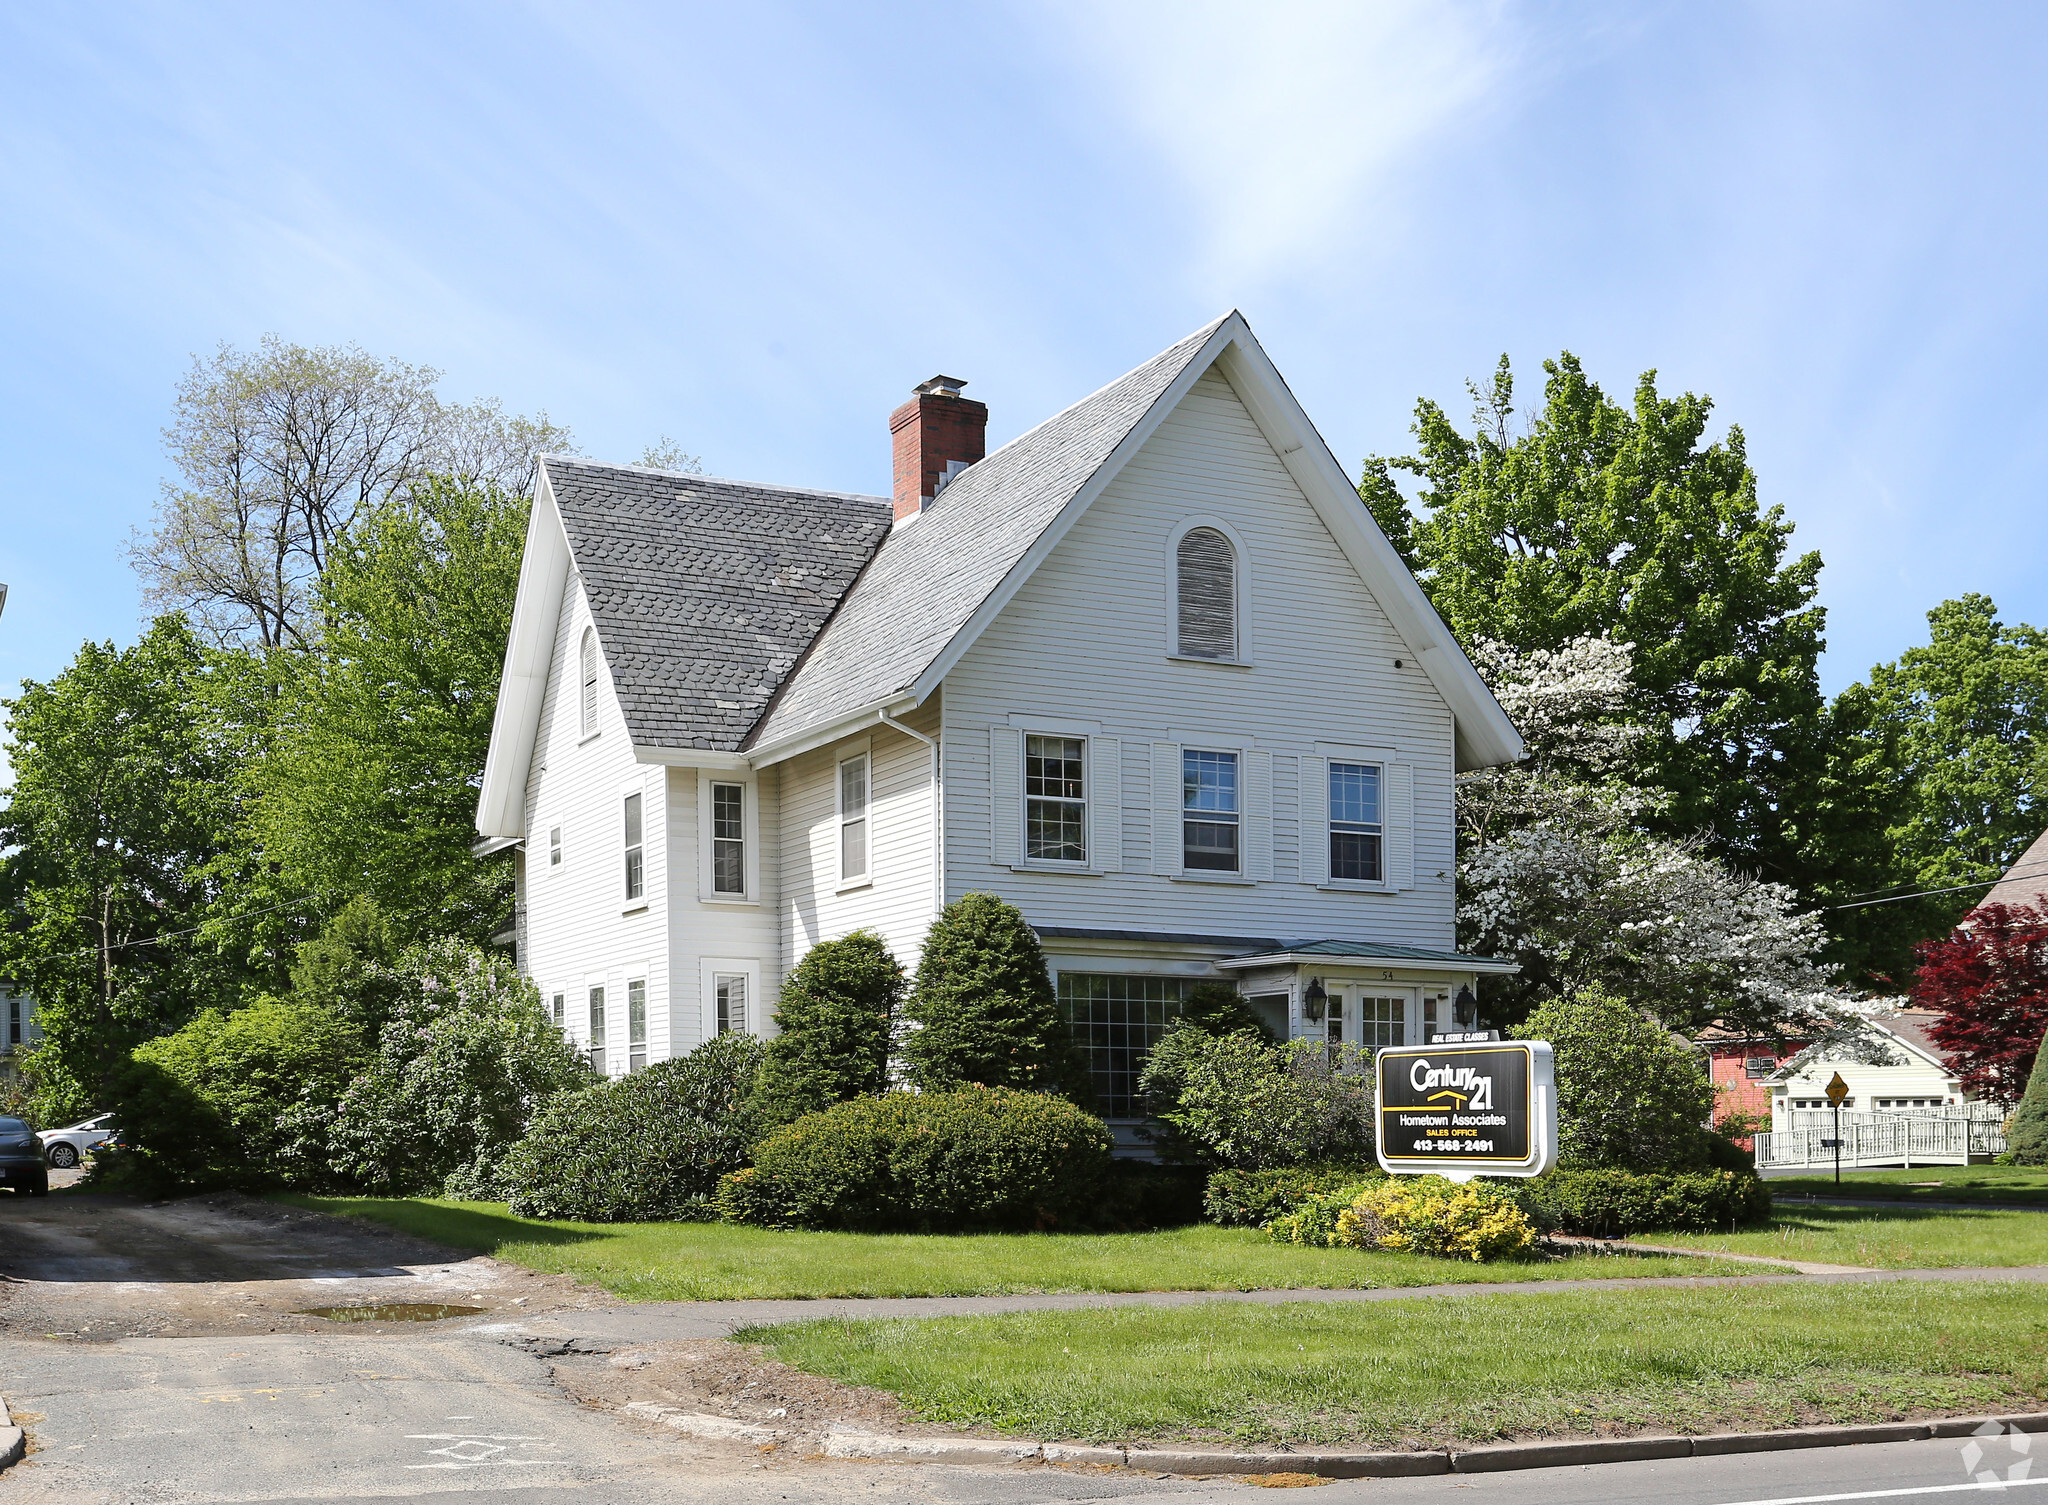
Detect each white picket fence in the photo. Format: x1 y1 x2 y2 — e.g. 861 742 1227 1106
1754 1105 2007 1170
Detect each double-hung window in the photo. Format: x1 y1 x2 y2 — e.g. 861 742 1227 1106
587 986 606 1075
715 973 747 1035
622 792 644 901
1181 750 1240 871
1328 761 1383 882
627 979 647 1074
550 992 565 1029
548 824 562 868
838 754 870 883
711 782 745 894
1025 735 1086 862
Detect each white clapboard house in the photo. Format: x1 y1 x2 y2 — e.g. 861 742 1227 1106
476 313 1524 1128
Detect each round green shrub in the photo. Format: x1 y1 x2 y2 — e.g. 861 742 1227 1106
1522 987 1719 1170
500 1032 765 1221
716 1086 1112 1232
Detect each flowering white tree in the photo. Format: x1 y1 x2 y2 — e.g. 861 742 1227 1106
1462 635 1868 1049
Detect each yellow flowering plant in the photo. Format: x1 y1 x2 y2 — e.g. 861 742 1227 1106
1329 1175 1537 1262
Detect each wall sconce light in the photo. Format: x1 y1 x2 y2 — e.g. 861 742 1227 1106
1453 985 1478 1029
1302 977 1328 1023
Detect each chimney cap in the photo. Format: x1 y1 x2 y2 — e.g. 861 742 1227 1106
914 375 969 398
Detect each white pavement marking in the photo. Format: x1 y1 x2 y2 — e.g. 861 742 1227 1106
1711 1478 2048 1504
404 1431 569 1469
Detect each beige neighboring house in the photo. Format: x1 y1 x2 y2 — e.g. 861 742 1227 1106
1978 825 2048 914
1769 1010 1966 1127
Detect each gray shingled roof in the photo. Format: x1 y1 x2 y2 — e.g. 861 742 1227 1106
544 459 891 752
745 315 1230 750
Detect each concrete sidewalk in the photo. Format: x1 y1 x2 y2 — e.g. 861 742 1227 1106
487 1263 2048 1345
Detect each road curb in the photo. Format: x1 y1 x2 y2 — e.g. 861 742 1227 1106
1 1388 21 1472
821 1411 2048 1478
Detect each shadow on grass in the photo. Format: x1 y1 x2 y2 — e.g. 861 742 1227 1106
273 1195 624 1254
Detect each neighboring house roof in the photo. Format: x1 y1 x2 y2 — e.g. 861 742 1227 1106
1979 825 2048 913
1867 1009 1954 1071
545 461 891 753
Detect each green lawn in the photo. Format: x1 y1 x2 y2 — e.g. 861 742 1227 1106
1629 1204 2048 1268
1770 1166 2048 1206
277 1196 1759 1301
742 1282 2048 1449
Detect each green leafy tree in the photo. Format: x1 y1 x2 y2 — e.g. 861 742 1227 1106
1362 355 1840 904
902 892 1075 1095
2007 1026 2048 1166
324 938 587 1195
108 997 368 1189
1859 595 2048 922
0 618 272 1120
240 477 528 942
753 930 904 1128
1521 987 1718 1170
287 895 405 1033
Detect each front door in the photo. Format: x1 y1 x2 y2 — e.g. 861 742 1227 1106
1324 988 1418 1054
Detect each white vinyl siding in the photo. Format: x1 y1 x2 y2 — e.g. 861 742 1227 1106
941 366 1456 947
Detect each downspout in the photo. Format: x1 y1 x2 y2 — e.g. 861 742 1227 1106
878 708 943 922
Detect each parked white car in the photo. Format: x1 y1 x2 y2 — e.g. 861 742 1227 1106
40 1112 118 1169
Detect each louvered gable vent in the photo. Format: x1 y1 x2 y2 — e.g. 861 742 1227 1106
1176 526 1236 659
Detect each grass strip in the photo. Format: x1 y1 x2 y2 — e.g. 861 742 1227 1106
1627 1204 2048 1269
741 1281 2048 1450
276 1196 1761 1301
1768 1167 2048 1207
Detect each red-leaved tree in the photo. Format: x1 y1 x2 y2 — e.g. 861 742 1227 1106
1914 902 2048 1105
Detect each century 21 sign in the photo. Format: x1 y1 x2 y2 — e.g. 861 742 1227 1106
1375 1041 1557 1180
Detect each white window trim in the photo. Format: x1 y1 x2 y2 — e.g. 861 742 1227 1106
1314 741 1400 892
1177 742 1249 879
697 771 760 905
835 739 873 892
1163 516 1255 667
700 956 765 1042
620 775 653 914
625 969 650 1073
584 970 611 1074
1016 723 1096 874
578 625 602 742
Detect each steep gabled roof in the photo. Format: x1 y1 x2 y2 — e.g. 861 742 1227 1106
747 317 1230 752
545 459 891 752
1980 826 2048 914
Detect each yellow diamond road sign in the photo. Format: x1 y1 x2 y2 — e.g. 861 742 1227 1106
1826 1072 1850 1107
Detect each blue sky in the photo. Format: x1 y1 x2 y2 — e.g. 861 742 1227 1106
5 1 2047 765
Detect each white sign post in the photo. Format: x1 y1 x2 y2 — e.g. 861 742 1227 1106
1375 1040 1557 1182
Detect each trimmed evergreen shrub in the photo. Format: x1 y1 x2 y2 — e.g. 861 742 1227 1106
1264 1181 1382 1247
1517 1166 1772 1236
1179 981 1278 1042
715 1086 1111 1232
1521 987 1719 1170
902 892 1079 1097
500 1032 766 1221
2007 1025 2048 1165
752 930 904 1129
1203 1165 1382 1227
1137 1028 1375 1170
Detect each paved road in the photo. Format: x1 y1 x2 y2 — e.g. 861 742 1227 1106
2 1339 2035 1505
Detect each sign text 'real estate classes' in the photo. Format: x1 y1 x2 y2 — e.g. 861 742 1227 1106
1377 1045 1534 1164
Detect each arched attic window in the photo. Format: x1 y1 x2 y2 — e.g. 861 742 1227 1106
1175 526 1238 660
580 627 600 736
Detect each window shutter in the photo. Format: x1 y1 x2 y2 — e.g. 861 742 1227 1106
579 629 598 735
990 727 1023 866
1150 741 1180 875
1175 528 1236 659
1246 749 1273 882
1387 762 1414 890
1300 754 1328 886
1091 736 1122 872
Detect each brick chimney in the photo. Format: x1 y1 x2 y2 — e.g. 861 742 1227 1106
889 375 987 521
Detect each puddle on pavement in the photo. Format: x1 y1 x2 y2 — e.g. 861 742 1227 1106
295 1302 487 1323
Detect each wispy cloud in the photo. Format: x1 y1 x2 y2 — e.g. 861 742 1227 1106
1039 0 1518 288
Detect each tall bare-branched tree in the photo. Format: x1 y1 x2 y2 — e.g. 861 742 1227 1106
130 336 573 648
